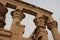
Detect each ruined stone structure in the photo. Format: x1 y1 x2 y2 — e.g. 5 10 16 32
0 0 60 40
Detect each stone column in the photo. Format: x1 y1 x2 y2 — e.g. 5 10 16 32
0 3 8 29
34 15 48 40
47 16 60 40
10 9 25 40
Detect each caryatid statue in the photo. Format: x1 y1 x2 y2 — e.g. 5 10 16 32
34 15 48 40
0 3 8 29
47 15 60 40
10 9 25 40
34 13 60 40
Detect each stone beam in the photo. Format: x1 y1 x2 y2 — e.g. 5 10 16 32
0 0 52 16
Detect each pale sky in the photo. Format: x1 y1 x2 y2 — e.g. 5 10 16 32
4 0 60 40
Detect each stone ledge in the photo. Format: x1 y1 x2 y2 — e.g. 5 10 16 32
0 29 12 37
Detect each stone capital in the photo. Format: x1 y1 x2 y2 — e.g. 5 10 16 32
11 9 25 20
34 15 48 28
47 21 58 30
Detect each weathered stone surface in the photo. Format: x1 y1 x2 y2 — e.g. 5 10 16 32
0 0 60 40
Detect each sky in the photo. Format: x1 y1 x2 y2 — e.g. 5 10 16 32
4 0 60 40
